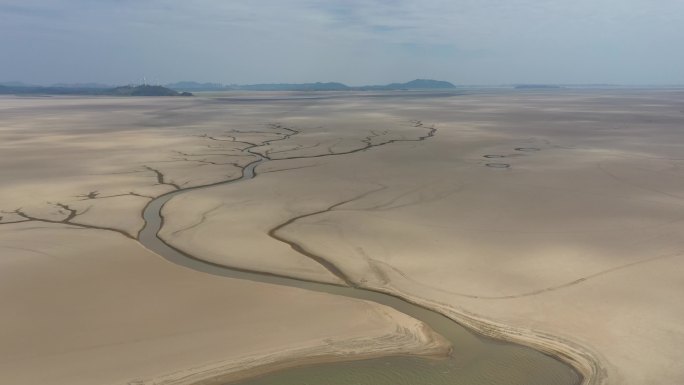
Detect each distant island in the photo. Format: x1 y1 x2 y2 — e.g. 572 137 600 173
109 85 193 96
0 84 193 97
166 79 457 92
0 79 458 95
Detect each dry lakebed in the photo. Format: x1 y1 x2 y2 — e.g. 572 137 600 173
1 89 683 385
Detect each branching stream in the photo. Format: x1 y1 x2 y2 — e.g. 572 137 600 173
137 123 582 385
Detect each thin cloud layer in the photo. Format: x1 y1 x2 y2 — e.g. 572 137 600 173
1 0 683 84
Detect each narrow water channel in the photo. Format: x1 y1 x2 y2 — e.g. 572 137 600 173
138 156 581 385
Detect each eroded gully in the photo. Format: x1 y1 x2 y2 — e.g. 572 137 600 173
138 136 583 385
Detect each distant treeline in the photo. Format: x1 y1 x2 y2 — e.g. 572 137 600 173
0 84 193 97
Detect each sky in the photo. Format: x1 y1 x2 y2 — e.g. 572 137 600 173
1 0 683 85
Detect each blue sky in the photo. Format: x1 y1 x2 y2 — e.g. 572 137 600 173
1 0 683 85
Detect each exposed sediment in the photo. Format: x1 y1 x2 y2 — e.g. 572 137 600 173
150 121 596 384
259 186 602 385
0 95 619 385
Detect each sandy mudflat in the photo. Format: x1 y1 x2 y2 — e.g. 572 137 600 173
0 96 449 385
159 90 684 385
4 91 684 384
0 223 447 385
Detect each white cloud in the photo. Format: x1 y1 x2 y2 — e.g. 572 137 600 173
1 0 683 84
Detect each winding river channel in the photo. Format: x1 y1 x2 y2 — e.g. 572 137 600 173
139 153 581 385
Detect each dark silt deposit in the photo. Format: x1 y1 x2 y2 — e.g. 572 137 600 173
486 163 511 168
515 147 541 152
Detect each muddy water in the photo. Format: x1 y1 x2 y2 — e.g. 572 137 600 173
139 156 580 385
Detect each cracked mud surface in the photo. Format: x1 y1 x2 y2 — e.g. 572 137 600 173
159 90 684 385
0 95 450 385
4 90 684 385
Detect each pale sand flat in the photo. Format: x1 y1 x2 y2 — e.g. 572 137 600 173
5 91 684 384
0 223 447 385
160 90 684 385
0 95 453 385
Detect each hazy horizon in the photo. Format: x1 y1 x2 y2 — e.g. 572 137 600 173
3 79 684 88
2 0 683 86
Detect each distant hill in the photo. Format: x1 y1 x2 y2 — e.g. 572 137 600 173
361 79 457 90
110 85 192 96
235 79 456 91
1 79 457 95
0 84 192 97
235 82 351 91
403 79 457 89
